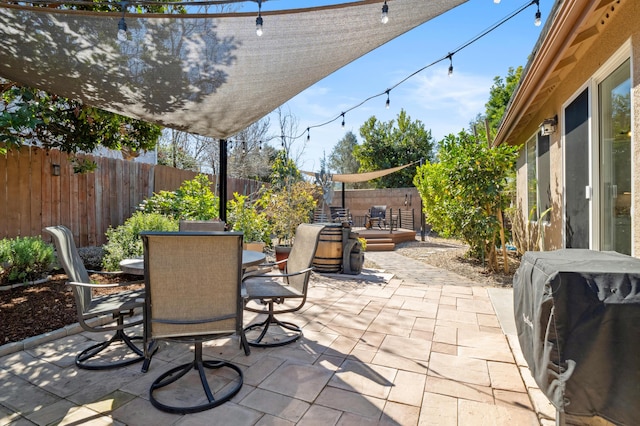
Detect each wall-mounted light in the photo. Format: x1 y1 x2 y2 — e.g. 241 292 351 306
540 115 557 136
52 164 61 176
381 1 389 24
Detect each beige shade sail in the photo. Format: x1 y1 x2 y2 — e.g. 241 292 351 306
303 161 418 183
0 0 466 139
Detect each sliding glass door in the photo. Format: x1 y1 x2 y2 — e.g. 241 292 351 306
599 59 631 254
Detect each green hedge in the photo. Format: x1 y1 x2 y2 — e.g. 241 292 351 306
0 236 55 284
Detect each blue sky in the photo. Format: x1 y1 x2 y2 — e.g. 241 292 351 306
248 0 553 171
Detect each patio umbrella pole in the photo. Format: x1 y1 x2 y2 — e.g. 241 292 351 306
220 139 228 223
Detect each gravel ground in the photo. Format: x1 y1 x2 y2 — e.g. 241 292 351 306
392 237 520 287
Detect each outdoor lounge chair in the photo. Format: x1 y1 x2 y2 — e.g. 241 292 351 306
140 231 249 414
242 223 324 347
44 225 145 370
365 205 387 229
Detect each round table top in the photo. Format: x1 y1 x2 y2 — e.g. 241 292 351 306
119 250 266 275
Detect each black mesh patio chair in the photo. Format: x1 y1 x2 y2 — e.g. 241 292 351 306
242 223 324 347
43 225 145 370
140 231 249 414
365 205 387 229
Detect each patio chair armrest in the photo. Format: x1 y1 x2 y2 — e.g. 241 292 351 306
243 266 276 280
87 269 124 276
278 267 313 278
67 280 122 289
244 266 314 281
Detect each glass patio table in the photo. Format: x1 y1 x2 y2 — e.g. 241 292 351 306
119 250 266 275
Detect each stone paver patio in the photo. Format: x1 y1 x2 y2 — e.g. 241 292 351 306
0 250 555 425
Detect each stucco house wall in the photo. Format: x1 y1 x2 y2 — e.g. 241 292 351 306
508 0 639 255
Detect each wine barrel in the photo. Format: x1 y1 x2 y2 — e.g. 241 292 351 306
313 224 343 273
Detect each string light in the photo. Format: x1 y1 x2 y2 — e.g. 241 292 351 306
341 113 345 128
291 0 542 141
117 1 128 42
256 0 263 36
306 128 311 141
381 1 389 24
534 0 541 26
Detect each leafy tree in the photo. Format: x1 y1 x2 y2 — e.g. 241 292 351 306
157 144 200 171
414 130 518 266
484 66 523 134
328 131 368 189
0 81 161 158
328 131 360 174
260 181 320 246
356 109 434 188
138 174 219 220
228 117 273 181
270 150 302 188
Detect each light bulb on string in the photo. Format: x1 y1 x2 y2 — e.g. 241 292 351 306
306 128 311 142
242 141 247 155
259 140 262 151
385 90 390 109
381 1 389 24
256 0 263 36
116 1 128 42
117 18 127 42
448 54 454 77
341 113 345 128
534 0 541 26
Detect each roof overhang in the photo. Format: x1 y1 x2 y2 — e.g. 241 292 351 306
493 0 620 146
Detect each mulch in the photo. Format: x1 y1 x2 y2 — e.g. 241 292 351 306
0 272 143 346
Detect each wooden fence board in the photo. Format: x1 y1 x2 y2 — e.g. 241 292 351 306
30 147 43 237
0 147 264 246
6 149 21 236
86 162 97 246
18 149 31 235
0 151 7 239
40 150 52 232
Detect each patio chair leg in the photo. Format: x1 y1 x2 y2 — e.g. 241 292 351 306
76 316 144 370
149 342 243 414
244 300 302 347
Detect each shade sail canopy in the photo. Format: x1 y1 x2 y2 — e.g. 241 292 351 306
0 0 465 139
303 161 417 183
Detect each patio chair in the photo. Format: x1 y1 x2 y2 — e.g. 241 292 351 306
330 207 352 224
365 205 387 229
243 223 324 347
140 231 249 414
178 219 226 232
43 225 145 370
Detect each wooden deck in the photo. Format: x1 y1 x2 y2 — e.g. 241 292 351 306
351 227 417 251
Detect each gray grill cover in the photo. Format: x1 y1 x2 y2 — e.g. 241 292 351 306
513 249 640 425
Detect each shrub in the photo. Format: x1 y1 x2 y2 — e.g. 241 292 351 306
139 174 219 220
414 130 518 265
102 212 178 271
227 192 272 246
260 181 320 246
0 236 55 284
77 246 105 270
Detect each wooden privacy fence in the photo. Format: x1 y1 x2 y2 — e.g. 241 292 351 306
0 146 264 246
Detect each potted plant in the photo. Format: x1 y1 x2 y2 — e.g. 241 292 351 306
227 192 271 252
